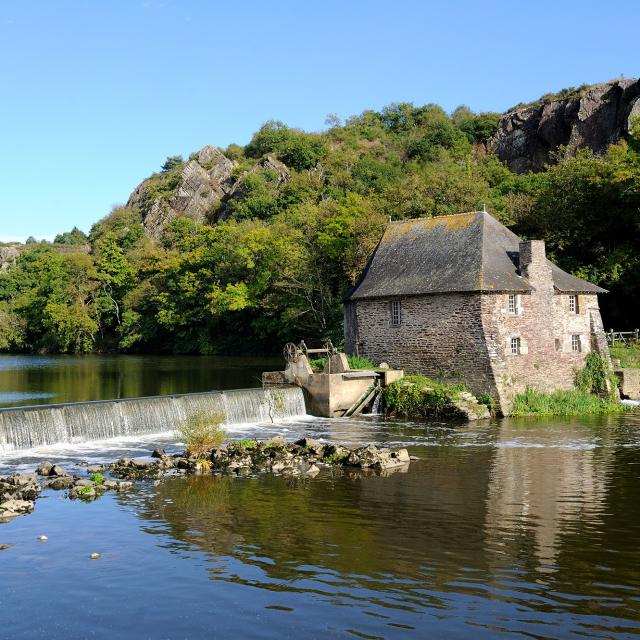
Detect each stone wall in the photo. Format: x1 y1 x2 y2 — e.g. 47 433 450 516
345 288 610 414
344 293 499 399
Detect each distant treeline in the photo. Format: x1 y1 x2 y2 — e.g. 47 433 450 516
1 103 639 354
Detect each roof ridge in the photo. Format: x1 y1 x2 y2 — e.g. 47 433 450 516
388 211 486 225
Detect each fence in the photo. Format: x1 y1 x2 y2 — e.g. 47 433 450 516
607 330 640 346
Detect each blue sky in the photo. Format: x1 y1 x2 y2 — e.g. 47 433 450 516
0 0 638 241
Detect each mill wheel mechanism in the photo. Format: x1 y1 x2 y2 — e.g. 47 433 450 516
283 342 300 363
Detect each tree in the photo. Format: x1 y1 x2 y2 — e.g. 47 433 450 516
54 226 88 245
161 155 184 172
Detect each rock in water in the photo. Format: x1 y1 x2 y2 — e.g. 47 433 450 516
90 552 101 560
38 535 48 541
36 461 54 476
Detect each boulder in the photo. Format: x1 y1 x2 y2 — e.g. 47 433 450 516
0 498 34 520
49 465 68 477
36 461 54 476
86 464 105 474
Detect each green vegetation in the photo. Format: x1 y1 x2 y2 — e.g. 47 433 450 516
235 438 258 450
309 355 377 370
77 485 94 495
576 352 618 399
383 374 466 418
176 411 226 458
90 473 106 485
610 342 640 368
511 388 625 416
1 97 639 355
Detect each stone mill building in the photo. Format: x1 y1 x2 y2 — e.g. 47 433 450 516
343 211 610 413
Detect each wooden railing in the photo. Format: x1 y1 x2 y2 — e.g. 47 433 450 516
607 330 640 346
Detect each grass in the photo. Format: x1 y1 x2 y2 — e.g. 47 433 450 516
176 410 226 458
511 388 626 417
309 354 378 371
235 438 257 450
610 342 640 368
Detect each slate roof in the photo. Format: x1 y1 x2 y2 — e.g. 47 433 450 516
345 211 606 301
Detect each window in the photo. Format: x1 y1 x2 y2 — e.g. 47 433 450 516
391 300 401 326
571 334 582 352
508 294 519 314
569 294 578 313
510 337 521 355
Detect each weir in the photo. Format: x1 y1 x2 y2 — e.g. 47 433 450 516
0 387 306 451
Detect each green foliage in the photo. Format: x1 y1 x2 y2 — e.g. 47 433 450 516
77 485 94 495
177 411 226 458
161 155 184 172
347 355 376 369
477 393 498 415
90 473 106 485
383 374 466 418
235 438 257 450
610 342 640 368
308 357 326 370
2 92 640 356
576 352 616 398
323 450 350 465
54 227 88 246
511 387 625 416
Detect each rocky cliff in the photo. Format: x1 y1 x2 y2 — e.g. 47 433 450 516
126 145 237 239
488 78 640 173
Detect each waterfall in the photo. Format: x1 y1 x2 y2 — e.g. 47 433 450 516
0 387 306 452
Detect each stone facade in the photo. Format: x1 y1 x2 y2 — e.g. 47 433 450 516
345 239 610 414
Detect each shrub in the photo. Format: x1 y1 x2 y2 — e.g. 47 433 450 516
383 374 466 418
176 411 226 458
309 357 326 370
610 342 640 368
90 473 106 485
576 352 617 399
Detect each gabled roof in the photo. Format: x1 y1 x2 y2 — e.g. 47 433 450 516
345 211 606 301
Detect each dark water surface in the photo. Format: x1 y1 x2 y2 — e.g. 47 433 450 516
2 411 640 639
0 354 279 407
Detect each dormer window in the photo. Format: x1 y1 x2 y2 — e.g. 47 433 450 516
508 294 520 315
569 295 578 313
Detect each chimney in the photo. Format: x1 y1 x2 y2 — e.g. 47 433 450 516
519 240 553 287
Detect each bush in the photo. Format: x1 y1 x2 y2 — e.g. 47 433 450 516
90 473 106 485
383 374 466 418
176 411 226 457
575 352 617 399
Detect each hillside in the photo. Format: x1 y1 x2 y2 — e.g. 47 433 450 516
1 81 639 355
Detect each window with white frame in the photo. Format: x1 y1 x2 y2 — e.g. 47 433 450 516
391 300 401 326
571 334 582 352
568 294 578 313
510 337 521 355
508 294 519 314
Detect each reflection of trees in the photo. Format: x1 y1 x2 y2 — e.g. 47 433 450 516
134 443 496 592
0 355 279 406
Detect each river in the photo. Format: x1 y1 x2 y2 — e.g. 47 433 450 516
0 355 639 639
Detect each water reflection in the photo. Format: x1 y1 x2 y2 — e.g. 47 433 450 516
0 355 279 407
124 415 640 638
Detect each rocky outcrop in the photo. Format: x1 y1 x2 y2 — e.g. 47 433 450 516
215 155 291 221
489 78 640 173
126 145 236 239
0 245 22 271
